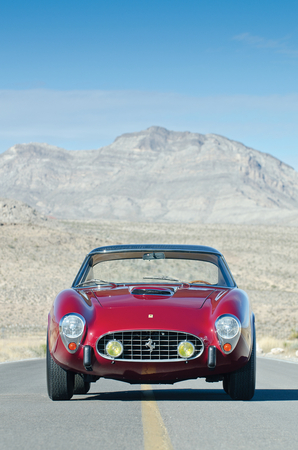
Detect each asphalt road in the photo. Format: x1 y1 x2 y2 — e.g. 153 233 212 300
0 357 297 450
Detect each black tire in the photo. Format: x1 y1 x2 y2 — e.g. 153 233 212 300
223 375 230 395
226 325 256 401
73 374 91 395
46 335 74 401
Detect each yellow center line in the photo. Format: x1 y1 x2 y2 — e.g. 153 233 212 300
141 384 174 450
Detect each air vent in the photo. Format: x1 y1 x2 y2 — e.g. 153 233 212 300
131 288 174 296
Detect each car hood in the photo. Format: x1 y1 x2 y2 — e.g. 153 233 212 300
69 285 233 338
90 285 216 309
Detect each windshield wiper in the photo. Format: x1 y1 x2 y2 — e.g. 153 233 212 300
143 276 188 285
143 276 179 281
76 279 117 288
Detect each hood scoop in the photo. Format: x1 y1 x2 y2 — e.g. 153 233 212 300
131 287 176 297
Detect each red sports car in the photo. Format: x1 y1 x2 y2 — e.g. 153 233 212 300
47 244 256 401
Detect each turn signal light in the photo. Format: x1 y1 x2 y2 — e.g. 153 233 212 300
68 342 77 351
223 343 232 352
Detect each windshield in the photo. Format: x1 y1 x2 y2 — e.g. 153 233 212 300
75 251 235 287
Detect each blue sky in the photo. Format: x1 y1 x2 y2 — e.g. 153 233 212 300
0 0 298 169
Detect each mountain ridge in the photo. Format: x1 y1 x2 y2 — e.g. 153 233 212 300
1 126 298 224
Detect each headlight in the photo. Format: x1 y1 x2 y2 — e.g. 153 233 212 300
61 315 85 338
215 314 241 354
215 315 240 339
59 314 86 353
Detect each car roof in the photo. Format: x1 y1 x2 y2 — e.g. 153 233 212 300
88 244 222 256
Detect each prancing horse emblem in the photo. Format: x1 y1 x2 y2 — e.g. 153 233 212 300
145 338 156 353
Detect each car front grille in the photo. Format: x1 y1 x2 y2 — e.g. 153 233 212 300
96 330 204 361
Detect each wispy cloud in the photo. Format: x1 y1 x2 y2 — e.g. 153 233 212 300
233 32 298 58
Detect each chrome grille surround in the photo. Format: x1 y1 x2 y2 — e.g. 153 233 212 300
96 330 204 362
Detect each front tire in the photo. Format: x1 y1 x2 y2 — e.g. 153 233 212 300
73 374 91 395
223 376 230 395
47 335 74 400
224 325 256 400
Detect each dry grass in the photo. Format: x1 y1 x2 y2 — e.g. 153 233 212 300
257 336 283 353
0 334 46 362
257 336 298 360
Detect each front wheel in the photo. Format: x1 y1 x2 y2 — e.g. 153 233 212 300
46 335 74 400
224 325 256 400
223 376 230 395
73 374 91 395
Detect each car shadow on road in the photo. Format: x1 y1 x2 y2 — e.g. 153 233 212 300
252 389 298 401
72 388 298 402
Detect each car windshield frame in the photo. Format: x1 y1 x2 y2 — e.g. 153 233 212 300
72 246 236 288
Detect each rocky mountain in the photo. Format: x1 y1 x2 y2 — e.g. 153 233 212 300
0 198 47 223
1 126 298 224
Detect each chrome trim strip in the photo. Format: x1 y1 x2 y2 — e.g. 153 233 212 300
215 290 226 301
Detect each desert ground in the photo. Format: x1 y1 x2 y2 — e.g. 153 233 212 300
0 219 297 361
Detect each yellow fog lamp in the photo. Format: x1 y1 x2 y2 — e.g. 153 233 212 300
106 340 123 358
178 341 195 359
